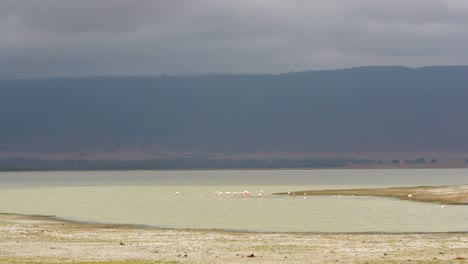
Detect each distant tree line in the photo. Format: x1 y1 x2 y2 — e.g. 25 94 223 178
0 157 462 171
0 157 388 171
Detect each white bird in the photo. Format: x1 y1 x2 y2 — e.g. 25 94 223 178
408 194 413 198
287 192 291 195
303 196 307 200
225 192 231 196
441 205 446 209
173 192 179 196
374 208 379 212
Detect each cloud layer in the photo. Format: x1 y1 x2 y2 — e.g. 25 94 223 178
1 0 468 78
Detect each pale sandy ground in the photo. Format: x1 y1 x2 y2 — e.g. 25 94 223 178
1 214 467 264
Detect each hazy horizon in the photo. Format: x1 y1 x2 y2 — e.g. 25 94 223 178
1 65 468 80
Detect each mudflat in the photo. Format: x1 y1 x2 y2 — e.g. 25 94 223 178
277 185 468 205
0 214 467 264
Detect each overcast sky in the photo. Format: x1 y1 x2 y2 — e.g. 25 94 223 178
1 0 468 78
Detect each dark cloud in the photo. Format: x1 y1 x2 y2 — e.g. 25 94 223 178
1 0 468 78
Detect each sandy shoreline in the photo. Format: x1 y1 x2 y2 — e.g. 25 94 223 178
1 214 467 263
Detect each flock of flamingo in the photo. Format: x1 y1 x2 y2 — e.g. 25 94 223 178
174 190 271 198
213 190 268 197
172 190 312 200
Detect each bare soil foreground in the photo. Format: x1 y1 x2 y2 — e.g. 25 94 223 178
277 185 468 205
1 214 467 264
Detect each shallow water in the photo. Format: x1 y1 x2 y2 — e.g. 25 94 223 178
0 169 467 232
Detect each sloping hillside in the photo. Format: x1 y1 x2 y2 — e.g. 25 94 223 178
1 66 468 157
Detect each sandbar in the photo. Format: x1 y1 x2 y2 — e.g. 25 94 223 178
276 185 468 205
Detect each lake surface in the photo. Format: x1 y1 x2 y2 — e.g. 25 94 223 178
0 169 467 232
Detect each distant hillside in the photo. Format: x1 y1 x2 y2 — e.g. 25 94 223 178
2 66 468 156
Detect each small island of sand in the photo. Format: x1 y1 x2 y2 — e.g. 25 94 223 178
276 185 468 205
